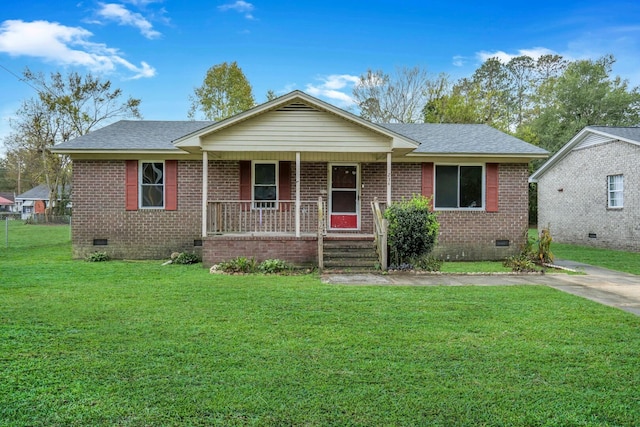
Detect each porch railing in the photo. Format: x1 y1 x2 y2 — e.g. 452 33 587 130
207 200 327 235
371 197 388 270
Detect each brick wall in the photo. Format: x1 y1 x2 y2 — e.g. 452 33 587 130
72 159 530 263
387 163 529 260
72 160 203 259
538 141 639 251
203 235 317 268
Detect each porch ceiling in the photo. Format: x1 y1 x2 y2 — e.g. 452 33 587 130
205 151 405 162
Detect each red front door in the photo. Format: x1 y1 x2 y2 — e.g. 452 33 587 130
329 164 359 230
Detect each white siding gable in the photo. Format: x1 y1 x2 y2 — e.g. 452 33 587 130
200 104 392 153
575 133 613 150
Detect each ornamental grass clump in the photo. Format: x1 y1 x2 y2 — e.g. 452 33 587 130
384 195 439 269
503 226 554 272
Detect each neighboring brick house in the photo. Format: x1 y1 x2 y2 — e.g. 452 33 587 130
530 126 640 252
52 91 547 267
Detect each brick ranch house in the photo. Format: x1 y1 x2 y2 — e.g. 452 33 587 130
51 91 548 268
531 126 639 252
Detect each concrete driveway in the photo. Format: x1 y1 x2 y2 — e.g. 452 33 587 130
321 260 640 316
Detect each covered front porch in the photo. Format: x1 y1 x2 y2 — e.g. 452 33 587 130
199 156 391 270
169 91 418 268
199 152 397 238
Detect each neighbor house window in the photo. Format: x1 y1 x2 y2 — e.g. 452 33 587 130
253 162 277 208
435 165 483 209
608 174 623 208
140 161 164 208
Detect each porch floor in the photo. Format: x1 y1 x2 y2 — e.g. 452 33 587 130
207 232 374 239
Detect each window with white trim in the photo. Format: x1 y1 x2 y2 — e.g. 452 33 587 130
608 174 623 208
140 161 164 208
435 165 483 209
253 162 277 208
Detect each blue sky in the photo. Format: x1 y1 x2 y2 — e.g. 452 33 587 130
1 0 640 143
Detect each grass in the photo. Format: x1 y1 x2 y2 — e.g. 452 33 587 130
1 221 639 426
530 228 640 275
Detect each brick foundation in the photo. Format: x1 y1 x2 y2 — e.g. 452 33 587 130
203 235 318 268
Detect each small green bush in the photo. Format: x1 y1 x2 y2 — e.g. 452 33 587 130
258 259 290 274
86 251 110 262
384 195 439 266
412 255 443 272
173 252 201 265
217 256 257 274
503 254 537 272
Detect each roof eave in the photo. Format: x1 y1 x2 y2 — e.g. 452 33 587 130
407 152 548 159
50 148 190 155
586 126 640 146
530 127 592 181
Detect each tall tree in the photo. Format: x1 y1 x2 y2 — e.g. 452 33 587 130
468 57 511 130
423 79 484 124
353 66 442 123
533 54 569 82
2 68 142 214
0 157 13 191
265 89 278 102
528 55 640 153
188 61 255 121
505 55 535 128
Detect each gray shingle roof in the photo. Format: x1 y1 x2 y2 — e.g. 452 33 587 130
52 119 547 157
16 184 71 200
587 126 640 144
382 123 548 155
52 120 214 151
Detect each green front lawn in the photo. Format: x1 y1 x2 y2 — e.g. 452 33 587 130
1 222 639 426
530 228 640 275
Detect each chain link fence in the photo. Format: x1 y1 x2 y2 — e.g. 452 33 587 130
25 214 72 225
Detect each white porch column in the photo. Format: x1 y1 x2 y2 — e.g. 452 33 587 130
201 151 208 237
386 152 392 205
295 151 301 237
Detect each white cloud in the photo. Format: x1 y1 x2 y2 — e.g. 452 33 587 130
97 3 161 39
452 55 465 67
305 74 359 107
476 47 560 63
123 0 163 6
0 20 156 79
218 1 255 20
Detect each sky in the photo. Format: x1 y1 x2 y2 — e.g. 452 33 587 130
1 0 640 145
